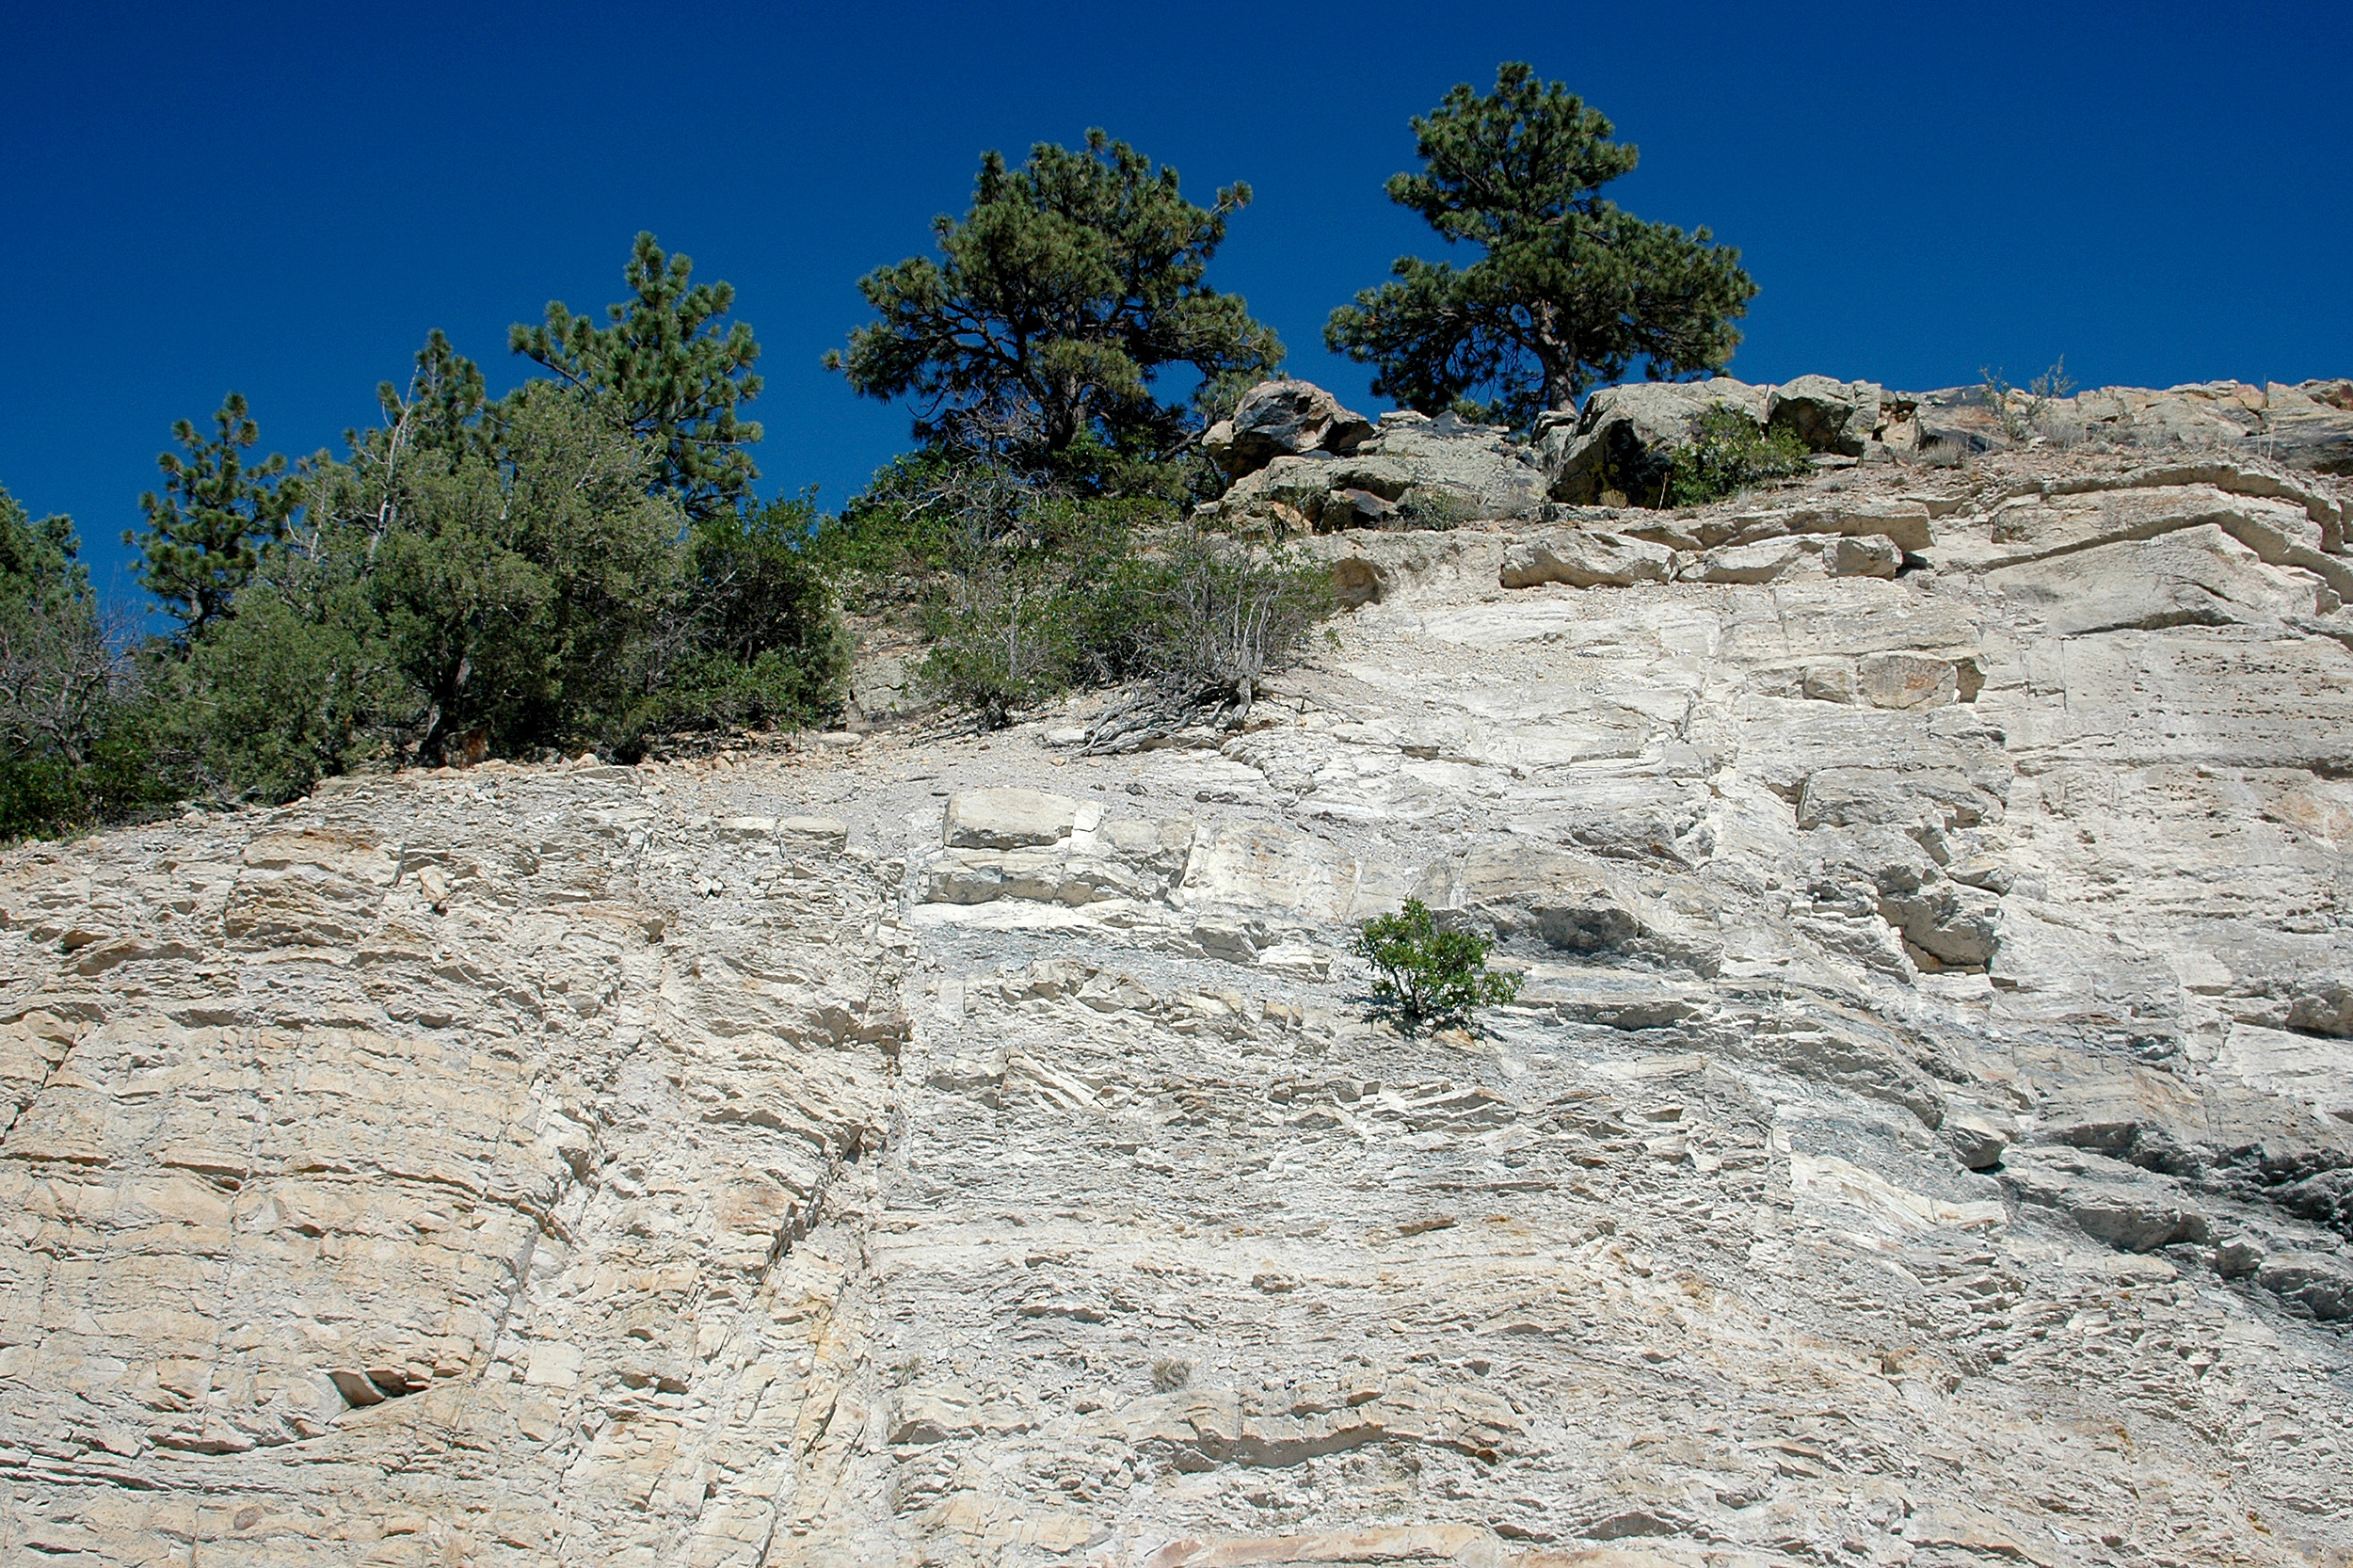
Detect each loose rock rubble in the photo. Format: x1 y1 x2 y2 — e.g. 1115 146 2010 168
4 388 2352 1568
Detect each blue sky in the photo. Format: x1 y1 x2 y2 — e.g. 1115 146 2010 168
6 1 2349 608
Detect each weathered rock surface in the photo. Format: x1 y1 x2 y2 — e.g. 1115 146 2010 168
6 434 2353 1567
1211 375 2353 531
1498 529 1675 588
1204 381 1375 479
1768 375 1884 458
1920 379 2353 472
1218 409 1550 535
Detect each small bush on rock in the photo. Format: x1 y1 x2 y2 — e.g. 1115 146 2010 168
1981 358 2077 447
1662 406 1811 506
1134 535 1332 712
1352 897 1522 1036
1392 486 1477 531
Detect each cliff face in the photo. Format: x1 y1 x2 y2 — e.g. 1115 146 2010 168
4 420 2352 1568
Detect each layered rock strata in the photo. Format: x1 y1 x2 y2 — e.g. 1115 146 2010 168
5 437 2353 1568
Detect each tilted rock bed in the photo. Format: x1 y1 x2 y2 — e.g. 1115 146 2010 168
3 439 2351 1566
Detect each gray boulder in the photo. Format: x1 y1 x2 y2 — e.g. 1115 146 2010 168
1817 498 1934 553
1767 375 1883 457
2262 380 2353 474
1365 411 1550 520
2286 974 2353 1037
1499 529 1677 589
1945 1110 2013 1171
1210 454 1350 534
2257 1253 2353 1320
1215 401 1549 532
1204 379 1373 478
1537 378 1768 506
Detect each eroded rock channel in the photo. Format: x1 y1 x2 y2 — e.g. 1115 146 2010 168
5 435 2352 1567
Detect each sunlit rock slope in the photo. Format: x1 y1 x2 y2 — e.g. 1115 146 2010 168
4 420 2352 1568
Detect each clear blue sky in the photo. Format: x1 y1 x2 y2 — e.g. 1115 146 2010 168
7 1 2349 609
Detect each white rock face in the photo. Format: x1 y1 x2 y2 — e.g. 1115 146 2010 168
5 444 2353 1567
1498 528 1675 587
943 787 1083 849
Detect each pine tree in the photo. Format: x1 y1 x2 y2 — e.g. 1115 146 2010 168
4 488 147 837
828 131 1284 462
126 392 296 641
386 328 489 455
511 233 763 523
1325 64 1757 429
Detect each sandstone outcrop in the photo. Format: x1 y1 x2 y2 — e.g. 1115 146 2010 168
1203 381 1374 479
1217 409 1551 535
1766 374 1886 457
1210 375 2353 530
5 420 2353 1566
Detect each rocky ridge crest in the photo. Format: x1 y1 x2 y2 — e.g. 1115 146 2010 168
1209 373 2353 534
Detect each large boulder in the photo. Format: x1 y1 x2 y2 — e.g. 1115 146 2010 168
1536 378 1768 505
1219 455 1355 534
943 788 1080 850
1204 379 1374 478
2261 379 2353 474
1499 529 1677 589
1215 405 1549 533
1540 375 1931 504
1302 528 1511 607
1767 375 1882 457
1361 411 1550 520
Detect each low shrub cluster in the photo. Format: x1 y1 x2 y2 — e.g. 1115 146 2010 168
819 451 1329 733
1661 405 1813 506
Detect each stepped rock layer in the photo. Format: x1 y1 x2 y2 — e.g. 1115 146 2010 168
5 437 2353 1568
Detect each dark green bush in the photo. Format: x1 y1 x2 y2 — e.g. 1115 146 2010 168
647 495 850 738
1663 406 1811 506
6 242 857 839
160 586 392 802
1352 897 1522 1036
123 353 849 806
